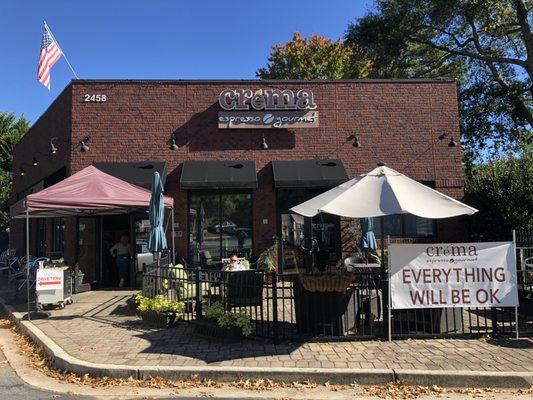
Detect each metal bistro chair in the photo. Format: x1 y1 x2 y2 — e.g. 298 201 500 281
12 257 48 298
344 256 382 327
0 249 19 276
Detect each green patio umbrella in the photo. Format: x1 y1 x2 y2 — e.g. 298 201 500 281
148 172 167 291
359 217 378 252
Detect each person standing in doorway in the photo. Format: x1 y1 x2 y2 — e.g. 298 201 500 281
110 232 131 288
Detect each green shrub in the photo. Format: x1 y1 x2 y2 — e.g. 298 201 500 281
465 151 533 241
203 302 253 337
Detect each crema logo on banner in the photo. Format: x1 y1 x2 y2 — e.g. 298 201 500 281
218 89 319 129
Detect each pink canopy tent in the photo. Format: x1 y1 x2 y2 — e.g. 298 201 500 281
10 166 176 319
11 165 174 218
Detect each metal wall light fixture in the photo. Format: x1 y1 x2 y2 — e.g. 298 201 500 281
169 134 179 150
260 134 269 150
448 137 457 147
50 137 59 154
351 134 361 148
439 132 458 147
321 133 362 160
32 151 46 167
80 136 90 152
19 162 32 176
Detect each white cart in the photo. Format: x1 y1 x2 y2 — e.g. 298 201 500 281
36 267 73 309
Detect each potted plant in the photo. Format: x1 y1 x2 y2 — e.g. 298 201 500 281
257 236 278 283
193 301 253 340
135 294 185 328
298 260 354 292
72 266 85 291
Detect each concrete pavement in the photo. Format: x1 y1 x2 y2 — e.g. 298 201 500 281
1 290 532 388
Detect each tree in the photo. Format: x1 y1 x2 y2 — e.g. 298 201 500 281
0 112 30 231
464 150 533 240
346 0 532 157
257 32 372 80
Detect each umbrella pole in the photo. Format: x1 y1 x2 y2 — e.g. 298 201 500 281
380 216 388 339
26 210 31 321
171 207 175 265
156 251 161 294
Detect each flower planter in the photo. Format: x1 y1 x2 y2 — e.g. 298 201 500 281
137 310 176 328
191 318 244 341
299 273 354 292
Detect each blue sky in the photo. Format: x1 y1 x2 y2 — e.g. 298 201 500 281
0 1 374 123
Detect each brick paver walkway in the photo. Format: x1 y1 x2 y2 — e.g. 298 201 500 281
10 291 533 372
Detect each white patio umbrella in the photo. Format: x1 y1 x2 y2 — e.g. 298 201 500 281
290 164 477 219
290 164 477 340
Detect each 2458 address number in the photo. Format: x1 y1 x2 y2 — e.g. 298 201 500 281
84 94 107 102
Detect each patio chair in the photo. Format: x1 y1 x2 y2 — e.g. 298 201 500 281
11 256 41 298
224 270 264 312
199 250 215 269
165 263 209 302
0 249 19 275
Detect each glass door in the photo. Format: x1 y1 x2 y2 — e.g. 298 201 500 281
133 214 152 288
277 188 341 273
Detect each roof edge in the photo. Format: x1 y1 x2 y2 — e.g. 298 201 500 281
69 78 456 85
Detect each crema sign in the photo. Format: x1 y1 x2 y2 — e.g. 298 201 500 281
218 89 319 129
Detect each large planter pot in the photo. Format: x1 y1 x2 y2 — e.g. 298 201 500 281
191 318 244 341
294 279 357 336
299 273 354 292
137 310 176 328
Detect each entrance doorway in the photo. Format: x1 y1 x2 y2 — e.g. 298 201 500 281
277 188 341 273
101 214 132 288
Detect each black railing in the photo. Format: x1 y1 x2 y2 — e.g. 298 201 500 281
142 264 530 341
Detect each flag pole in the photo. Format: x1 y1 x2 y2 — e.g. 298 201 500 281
44 21 79 79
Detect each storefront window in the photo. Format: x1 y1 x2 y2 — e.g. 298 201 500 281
36 219 47 257
278 188 341 272
52 217 65 253
374 181 436 238
374 214 435 238
189 191 252 265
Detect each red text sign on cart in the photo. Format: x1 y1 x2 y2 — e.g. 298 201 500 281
390 242 519 309
36 268 64 291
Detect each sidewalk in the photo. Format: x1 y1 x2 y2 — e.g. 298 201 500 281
2 290 532 388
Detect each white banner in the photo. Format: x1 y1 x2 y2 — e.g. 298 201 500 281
36 268 64 291
390 242 518 309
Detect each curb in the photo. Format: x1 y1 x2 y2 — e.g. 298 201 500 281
1 298 532 388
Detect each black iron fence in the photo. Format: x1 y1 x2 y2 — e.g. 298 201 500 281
142 262 531 341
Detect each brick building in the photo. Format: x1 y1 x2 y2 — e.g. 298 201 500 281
9 79 465 288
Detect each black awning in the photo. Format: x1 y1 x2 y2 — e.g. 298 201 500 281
272 159 348 188
93 162 167 189
180 161 257 189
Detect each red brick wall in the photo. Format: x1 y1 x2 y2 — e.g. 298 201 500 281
11 79 465 262
9 86 72 255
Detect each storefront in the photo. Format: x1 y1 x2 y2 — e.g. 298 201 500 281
9 79 466 287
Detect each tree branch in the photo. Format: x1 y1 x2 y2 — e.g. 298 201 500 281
409 35 528 67
512 0 533 78
417 24 473 48
412 53 454 77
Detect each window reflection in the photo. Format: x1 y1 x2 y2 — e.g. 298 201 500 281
52 217 65 253
374 214 435 238
189 192 252 266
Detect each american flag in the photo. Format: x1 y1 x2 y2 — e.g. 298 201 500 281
37 23 62 90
